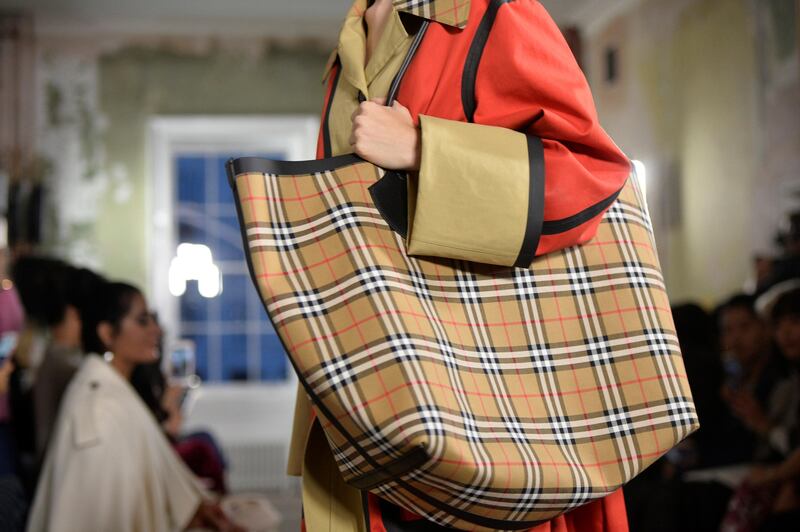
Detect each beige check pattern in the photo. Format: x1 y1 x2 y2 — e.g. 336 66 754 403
230 158 698 531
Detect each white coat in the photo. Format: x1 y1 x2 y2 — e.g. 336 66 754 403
27 355 206 532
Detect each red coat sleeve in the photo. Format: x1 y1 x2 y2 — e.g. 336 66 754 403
407 0 631 267
474 0 631 257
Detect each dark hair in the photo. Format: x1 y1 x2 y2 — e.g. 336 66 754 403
131 360 168 423
130 311 168 423
11 256 105 331
65 267 106 320
717 293 758 321
82 281 142 355
672 303 717 351
771 288 800 324
11 256 71 326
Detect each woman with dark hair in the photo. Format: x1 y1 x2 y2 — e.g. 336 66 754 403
27 281 242 532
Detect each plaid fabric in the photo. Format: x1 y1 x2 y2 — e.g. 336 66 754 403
392 0 471 29
230 158 698 531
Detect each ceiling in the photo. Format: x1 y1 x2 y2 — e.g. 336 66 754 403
0 0 638 38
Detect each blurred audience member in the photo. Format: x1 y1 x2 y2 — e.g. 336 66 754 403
625 303 733 532
722 288 800 531
718 294 789 462
0 248 28 527
28 281 242 532
10 257 70 372
8 256 72 495
33 266 104 459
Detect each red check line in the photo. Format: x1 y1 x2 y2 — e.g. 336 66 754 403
240 179 373 203
255 243 402 279
282 306 673 345
432 261 471 482
321 374 688 422
289 309 672 350
293 172 410 446
490 275 520 491
242 174 282 380
426 0 470 19
584 239 655 254
597 231 662 468
437 448 668 470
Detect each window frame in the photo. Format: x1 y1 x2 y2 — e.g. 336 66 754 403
148 115 319 384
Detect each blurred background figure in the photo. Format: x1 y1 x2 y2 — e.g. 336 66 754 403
717 294 790 463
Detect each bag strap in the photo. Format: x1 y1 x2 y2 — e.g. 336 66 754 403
366 21 430 240
386 20 430 105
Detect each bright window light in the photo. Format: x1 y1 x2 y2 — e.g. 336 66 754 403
168 243 222 298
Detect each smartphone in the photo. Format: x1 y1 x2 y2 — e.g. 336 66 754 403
0 332 18 362
167 339 196 384
722 355 744 391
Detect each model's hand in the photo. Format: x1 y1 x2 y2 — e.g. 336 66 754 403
350 98 421 171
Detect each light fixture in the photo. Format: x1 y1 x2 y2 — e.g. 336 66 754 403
168 243 223 298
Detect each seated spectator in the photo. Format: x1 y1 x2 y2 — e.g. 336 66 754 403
718 294 790 462
8 256 72 496
722 288 800 531
27 281 242 532
33 265 105 459
625 303 734 532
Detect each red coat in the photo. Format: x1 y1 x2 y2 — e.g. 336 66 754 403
318 0 632 267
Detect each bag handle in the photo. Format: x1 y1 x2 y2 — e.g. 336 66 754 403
366 20 430 240
386 20 430 105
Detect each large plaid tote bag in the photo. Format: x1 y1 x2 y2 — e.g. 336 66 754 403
227 156 698 530
227 21 697 532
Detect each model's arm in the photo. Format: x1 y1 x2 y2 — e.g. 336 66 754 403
352 0 630 267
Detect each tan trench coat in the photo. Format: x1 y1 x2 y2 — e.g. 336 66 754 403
27 356 206 532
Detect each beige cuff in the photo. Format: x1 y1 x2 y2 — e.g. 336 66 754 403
407 115 542 267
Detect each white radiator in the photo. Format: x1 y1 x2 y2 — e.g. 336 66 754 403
182 383 298 492
226 441 294 491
